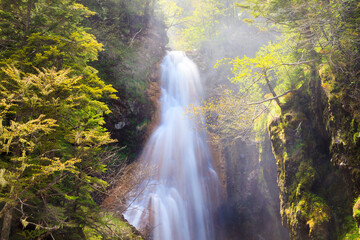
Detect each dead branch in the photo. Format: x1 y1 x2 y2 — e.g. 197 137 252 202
130 28 143 46
268 59 318 70
248 90 292 105
252 101 272 121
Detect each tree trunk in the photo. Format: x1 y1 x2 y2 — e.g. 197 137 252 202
264 72 282 108
25 0 33 34
0 206 13 240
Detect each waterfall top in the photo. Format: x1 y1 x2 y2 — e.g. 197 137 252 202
168 50 186 64
161 50 203 107
124 51 219 240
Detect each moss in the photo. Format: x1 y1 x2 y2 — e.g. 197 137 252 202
353 196 360 228
296 161 316 189
354 209 360 221
338 216 360 240
326 93 360 175
301 193 331 223
83 212 143 240
291 139 305 155
286 193 331 240
268 89 354 239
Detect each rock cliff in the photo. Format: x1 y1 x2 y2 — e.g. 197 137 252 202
269 86 360 239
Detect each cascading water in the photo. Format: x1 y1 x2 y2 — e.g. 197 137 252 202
124 51 220 240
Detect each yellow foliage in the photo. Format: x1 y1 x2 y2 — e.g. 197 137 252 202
0 66 116 219
34 157 81 177
191 88 257 143
0 115 57 153
72 3 96 18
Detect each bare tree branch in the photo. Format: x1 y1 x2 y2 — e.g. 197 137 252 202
252 101 272 121
130 28 143 46
268 59 318 70
248 90 292 105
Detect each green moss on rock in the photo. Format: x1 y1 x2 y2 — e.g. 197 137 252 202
353 196 360 232
269 90 352 240
339 216 360 240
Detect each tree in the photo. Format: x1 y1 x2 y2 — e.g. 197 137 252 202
156 0 184 28
237 0 360 108
0 1 119 238
193 88 256 143
0 0 110 101
178 0 225 50
0 66 116 239
156 0 227 50
204 0 359 142
204 38 302 141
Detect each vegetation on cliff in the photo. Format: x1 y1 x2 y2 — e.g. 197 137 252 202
203 0 360 239
78 0 167 155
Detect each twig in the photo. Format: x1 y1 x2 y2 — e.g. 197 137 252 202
268 59 318 70
61 38 87 44
248 90 292 105
130 28 143 46
252 101 272 121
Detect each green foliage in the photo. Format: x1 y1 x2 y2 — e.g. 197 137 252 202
79 0 164 102
156 0 184 28
0 66 116 238
339 216 360 240
191 89 255 143
0 0 118 106
208 39 299 142
0 0 155 239
157 0 232 50
295 160 316 195
353 195 360 222
216 39 297 101
240 0 360 79
0 0 100 70
177 0 225 50
295 193 331 230
209 0 360 143
83 212 143 240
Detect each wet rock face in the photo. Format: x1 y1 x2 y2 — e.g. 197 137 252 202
268 90 353 240
324 97 360 191
216 138 289 240
143 64 162 140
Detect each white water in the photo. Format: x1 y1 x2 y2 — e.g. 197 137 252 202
124 51 220 240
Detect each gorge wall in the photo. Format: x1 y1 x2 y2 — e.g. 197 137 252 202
269 85 360 239
214 137 289 240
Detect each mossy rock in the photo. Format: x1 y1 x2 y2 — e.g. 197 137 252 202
269 89 354 239
353 196 360 230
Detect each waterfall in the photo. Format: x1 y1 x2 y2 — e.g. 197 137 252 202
124 51 220 240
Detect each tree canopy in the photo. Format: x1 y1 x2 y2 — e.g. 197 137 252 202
200 0 359 142
0 0 135 239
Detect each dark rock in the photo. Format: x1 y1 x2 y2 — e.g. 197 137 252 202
269 89 354 239
216 137 289 240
